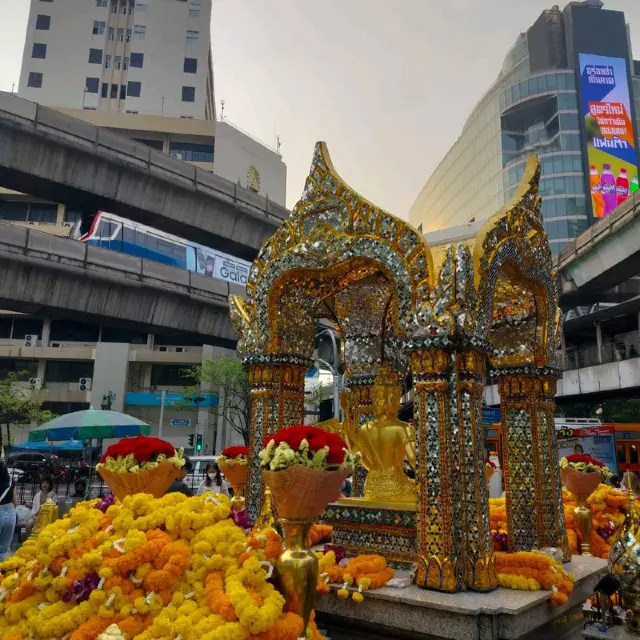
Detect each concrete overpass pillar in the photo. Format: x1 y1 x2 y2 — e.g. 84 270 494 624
596 322 603 364
56 204 65 225
91 343 130 412
40 317 51 348
142 365 152 390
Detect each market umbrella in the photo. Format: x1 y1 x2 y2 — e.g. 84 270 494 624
28 410 150 442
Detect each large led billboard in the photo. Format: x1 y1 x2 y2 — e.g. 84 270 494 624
579 53 639 219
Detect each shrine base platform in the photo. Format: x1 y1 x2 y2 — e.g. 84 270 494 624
315 556 607 640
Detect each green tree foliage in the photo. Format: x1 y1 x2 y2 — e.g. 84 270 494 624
0 371 56 450
556 398 640 423
179 358 250 447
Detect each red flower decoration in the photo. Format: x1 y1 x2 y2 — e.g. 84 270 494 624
221 446 249 459
100 435 175 464
264 425 349 464
565 453 605 467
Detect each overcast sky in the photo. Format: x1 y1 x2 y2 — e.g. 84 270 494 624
1 0 640 217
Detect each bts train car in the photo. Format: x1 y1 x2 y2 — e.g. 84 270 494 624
72 212 249 287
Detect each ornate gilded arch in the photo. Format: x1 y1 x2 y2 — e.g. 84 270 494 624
230 142 434 362
471 156 559 367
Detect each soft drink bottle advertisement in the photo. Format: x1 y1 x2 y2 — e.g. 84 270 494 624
579 53 639 219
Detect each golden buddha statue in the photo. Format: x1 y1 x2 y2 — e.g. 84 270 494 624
323 363 417 505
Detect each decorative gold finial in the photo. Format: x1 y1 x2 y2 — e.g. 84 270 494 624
254 486 278 532
374 362 400 387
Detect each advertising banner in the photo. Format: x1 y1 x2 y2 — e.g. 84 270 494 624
579 53 639 219
556 422 618 474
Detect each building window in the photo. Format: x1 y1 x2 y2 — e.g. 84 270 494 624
135 0 148 10
186 30 198 45
84 77 99 93
130 52 144 68
120 2 127 13
189 2 201 18
93 20 106 35
117 28 124 42
31 43 47 59
115 55 121 70
35 14 51 30
184 57 197 74
133 25 146 40
96 0 107 6
127 81 141 97
104 54 111 69
27 72 43 88
126 28 132 42
88 48 103 64
168 142 213 163
128 0 134 14
120 84 127 99
123 56 129 70
111 0 117 12
108 26 115 40
110 83 118 99
101 82 109 98
182 86 195 102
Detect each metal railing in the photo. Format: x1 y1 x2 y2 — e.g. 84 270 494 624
559 332 640 372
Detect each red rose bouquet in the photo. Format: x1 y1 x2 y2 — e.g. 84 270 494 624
217 445 249 511
259 425 359 472
260 425 359 520
217 445 249 466
560 454 612 478
560 453 609 501
96 435 185 501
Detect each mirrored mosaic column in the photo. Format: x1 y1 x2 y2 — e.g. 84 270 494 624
344 375 375 497
456 349 496 591
245 354 311 520
496 368 568 556
533 373 570 560
411 345 463 593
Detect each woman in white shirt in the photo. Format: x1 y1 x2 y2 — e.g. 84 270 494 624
26 476 58 535
197 463 229 497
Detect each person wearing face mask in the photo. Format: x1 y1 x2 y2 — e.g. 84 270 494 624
197 462 229 496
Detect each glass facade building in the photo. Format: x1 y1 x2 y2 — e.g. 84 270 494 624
410 3 640 254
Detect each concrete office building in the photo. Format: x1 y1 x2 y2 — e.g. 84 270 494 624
0 311 243 453
19 0 215 120
410 1 640 254
1 0 286 230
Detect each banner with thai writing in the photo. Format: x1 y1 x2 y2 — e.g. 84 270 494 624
579 53 639 219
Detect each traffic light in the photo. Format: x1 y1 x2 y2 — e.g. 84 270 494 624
188 433 195 447
195 434 203 453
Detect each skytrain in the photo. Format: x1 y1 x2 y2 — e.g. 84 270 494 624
72 212 249 286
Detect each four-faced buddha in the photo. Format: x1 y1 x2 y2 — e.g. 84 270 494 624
341 364 417 504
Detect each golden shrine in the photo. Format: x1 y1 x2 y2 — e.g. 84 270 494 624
229 142 568 594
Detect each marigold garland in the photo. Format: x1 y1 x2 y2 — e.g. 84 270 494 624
0 493 327 640
490 484 629 560
495 552 574 606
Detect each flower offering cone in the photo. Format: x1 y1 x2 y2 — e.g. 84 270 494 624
263 466 347 640
561 467 603 555
98 460 181 501
262 466 347 520
219 460 248 511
